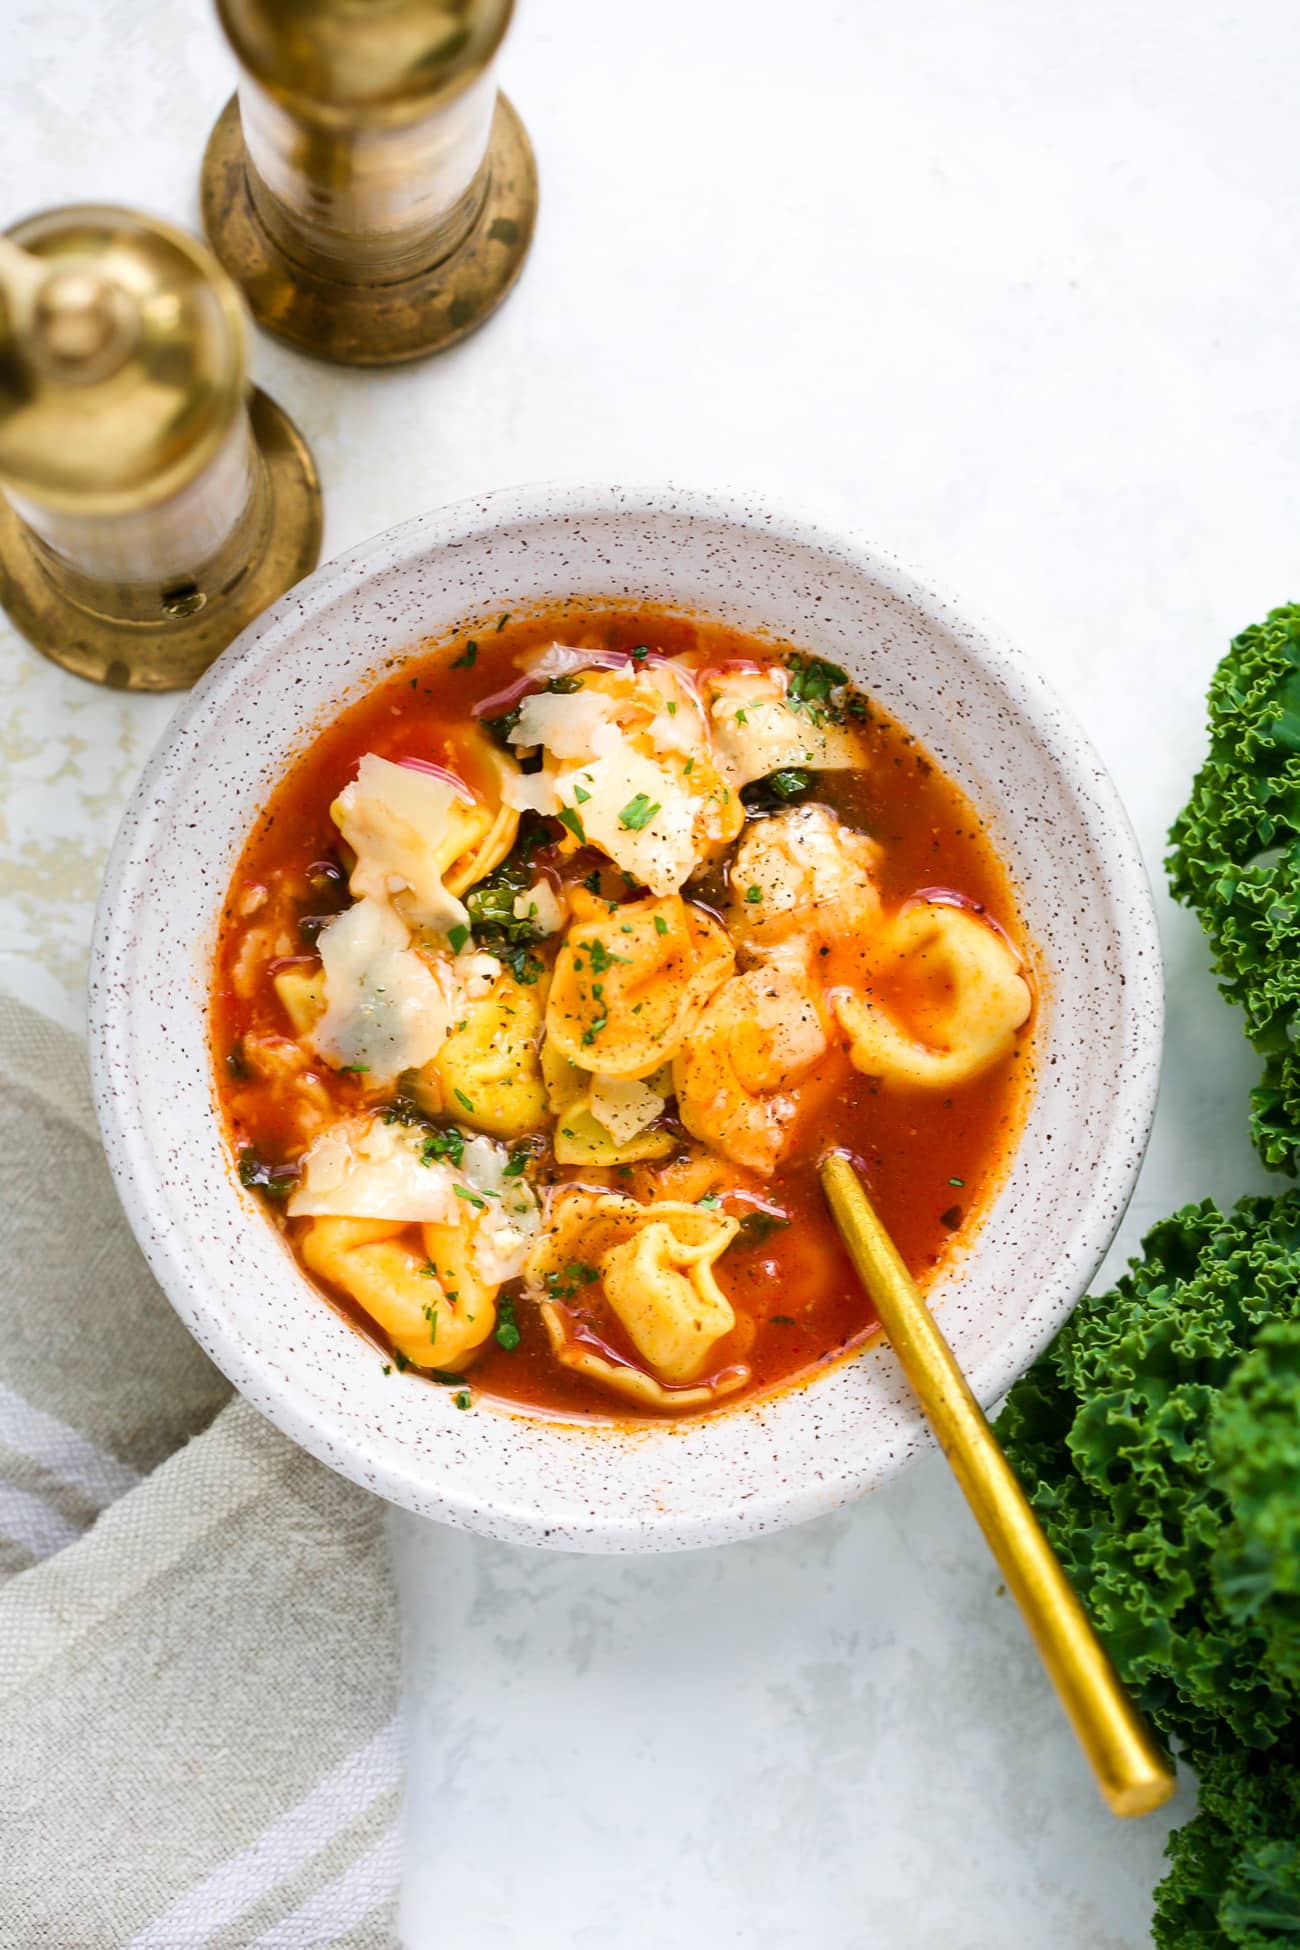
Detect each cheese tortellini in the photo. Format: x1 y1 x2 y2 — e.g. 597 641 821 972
545 888 734 1079
301 1216 499 1369
524 1189 747 1402
674 964 831 1175
725 804 882 957
834 900 1032 1088
410 964 548 1139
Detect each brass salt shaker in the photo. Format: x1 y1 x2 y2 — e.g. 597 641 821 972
0 205 322 690
200 0 538 365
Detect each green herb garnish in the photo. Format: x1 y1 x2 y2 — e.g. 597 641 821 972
495 1297 521 1351
618 793 660 831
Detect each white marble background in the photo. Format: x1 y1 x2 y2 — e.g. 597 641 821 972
3 0 1296 1942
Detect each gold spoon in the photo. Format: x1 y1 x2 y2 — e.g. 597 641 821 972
819 1150 1175 1818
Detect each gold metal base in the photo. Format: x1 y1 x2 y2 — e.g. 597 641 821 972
0 388 322 690
199 91 538 366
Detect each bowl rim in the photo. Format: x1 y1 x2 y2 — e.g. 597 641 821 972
89 482 1164 1549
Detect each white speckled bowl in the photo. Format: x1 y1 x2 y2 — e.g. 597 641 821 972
89 486 1162 1552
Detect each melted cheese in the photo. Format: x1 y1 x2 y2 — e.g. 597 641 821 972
312 896 453 1084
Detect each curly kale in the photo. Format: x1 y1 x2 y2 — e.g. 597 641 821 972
997 1198 1300 1944
1212 1321 1300 1693
1167 604 1300 1172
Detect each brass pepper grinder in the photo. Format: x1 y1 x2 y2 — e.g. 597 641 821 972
201 0 538 366
0 206 323 690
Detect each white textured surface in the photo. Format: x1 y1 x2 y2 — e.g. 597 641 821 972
2 0 1291 1941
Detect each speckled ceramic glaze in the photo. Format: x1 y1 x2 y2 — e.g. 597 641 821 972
89 486 1162 1552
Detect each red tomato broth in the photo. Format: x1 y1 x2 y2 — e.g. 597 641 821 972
211 604 1034 1422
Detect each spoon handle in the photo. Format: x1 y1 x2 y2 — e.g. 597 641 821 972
820 1151 1175 1818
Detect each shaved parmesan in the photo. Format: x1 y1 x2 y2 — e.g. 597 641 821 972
558 749 698 897
588 1073 666 1145
508 686 620 760
501 767 560 816
332 753 473 934
513 879 566 936
312 896 453 1084
288 1116 459 1221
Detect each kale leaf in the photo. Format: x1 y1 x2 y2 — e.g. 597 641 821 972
997 1196 1300 1943
1168 603 1300 1172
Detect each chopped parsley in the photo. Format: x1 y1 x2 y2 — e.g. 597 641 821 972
744 885 762 903
453 1390 473 1410
544 1262 600 1300
454 1184 486 1209
631 644 649 661
948 1176 966 1188
503 1147 530 1178
582 869 602 894
430 1367 466 1387
447 922 471 954
380 1096 429 1128
557 805 587 844
421 1127 465 1168
582 937 630 975
226 1043 248 1080
785 653 848 716
572 783 591 804
770 1314 797 1327
653 913 669 936
495 1297 521 1351
546 673 585 694
581 1013 609 1047
393 1348 411 1372
697 1192 722 1211
451 640 478 669
618 793 660 831
453 1088 475 1114
341 1063 370 1073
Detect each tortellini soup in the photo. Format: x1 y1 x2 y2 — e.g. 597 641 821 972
214 609 1034 1419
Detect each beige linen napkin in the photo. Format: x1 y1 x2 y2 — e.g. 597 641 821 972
0 995 402 1949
